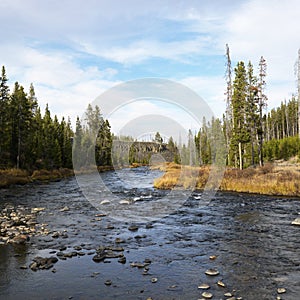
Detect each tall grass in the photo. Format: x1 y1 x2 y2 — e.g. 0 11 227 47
154 163 300 197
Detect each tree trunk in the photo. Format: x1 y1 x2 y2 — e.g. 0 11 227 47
238 142 243 170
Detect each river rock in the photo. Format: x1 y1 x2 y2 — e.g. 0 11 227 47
128 225 139 231
30 256 58 271
224 292 233 297
118 256 126 264
217 280 226 287
115 237 125 243
11 234 29 245
100 200 110 205
60 206 70 212
104 280 112 286
291 218 300 226
202 291 213 299
64 251 77 258
198 283 210 289
277 288 286 294
205 269 219 276
51 231 60 238
119 200 130 205
92 253 106 262
31 207 45 213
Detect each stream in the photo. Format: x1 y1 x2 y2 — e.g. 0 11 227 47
0 167 300 299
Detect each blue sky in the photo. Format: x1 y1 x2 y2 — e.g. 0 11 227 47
1 0 300 138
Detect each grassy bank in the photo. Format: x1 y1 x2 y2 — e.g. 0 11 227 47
153 162 300 197
0 168 74 188
0 164 141 188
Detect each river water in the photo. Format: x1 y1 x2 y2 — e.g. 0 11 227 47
0 167 300 300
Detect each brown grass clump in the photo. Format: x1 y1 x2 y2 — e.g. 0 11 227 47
0 168 74 188
0 169 30 187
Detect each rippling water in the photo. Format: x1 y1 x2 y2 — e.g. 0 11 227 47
1 167 300 299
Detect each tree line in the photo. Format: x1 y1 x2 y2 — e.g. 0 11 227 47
193 46 300 169
1 43 300 173
0 66 112 171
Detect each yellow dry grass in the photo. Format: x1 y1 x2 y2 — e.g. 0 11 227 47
0 168 74 187
154 162 300 197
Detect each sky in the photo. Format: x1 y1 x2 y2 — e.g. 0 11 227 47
1 0 300 140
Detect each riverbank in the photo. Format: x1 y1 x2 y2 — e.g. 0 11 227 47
0 168 74 188
0 164 145 188
153 162 300 197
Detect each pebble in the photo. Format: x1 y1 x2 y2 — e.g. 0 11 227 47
51 232 60 238
201 291 213 299
224 293 233 297
118 256 126 264
277 288 286 294
128 225 139 231
115 238 125 243
100 200 110 205
205 269 219 276
104 280 112 286
198 283 210 290
20 265 28 269
119 200 130 205
217 280 226 287
59 206 70 212
291 218 300 226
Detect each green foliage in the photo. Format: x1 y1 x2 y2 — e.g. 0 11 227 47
73 105 112 169
154 132 163 144
264 136 300 161
0 66 10 166
0 66 75 170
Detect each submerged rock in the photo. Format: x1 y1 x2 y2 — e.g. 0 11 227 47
104 280 112 286
29 256 58 271
128 225 139 232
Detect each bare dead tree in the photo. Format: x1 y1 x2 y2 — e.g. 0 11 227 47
258 56 267 167
225 44 233 164
298 49 300 138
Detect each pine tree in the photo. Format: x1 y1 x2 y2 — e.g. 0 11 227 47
73 116 84 169
0 66 10 166
246 61 259 166
9 82 33 169
231 61 249 169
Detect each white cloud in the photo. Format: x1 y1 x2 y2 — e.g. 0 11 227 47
1 0 299 133
222 0 300 108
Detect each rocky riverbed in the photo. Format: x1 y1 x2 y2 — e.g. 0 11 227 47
1 168 300 299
